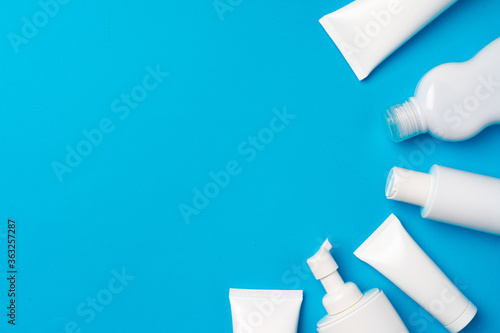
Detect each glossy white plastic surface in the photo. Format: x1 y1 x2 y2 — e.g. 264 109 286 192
308 239 363 315
319 0 456 80
385 37 500 141
355 215 477 333
229 289 303 333
317 289 409 333
308 239 408 333
386 167 432 207
387 165 500 235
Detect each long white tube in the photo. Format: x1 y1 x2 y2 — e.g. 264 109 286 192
354 215 477 333
320 0 457 80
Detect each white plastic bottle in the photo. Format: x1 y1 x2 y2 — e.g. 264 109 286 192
384 37 500 142
386 165 500 235
307 239 408 333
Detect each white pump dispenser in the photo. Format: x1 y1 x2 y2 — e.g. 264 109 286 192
307 239 363 316
307 239 409 333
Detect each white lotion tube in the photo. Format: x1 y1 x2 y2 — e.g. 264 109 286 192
387 165 500 235
229 289 303 333
354 215 477 333
320 0 457 80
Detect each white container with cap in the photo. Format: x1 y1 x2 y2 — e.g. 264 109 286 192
386 165 500 235
355 215 477 333
307 239 409 333
319 0 457 80
383 37 500 142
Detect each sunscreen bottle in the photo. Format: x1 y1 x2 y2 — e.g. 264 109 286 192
307 239 408 333
386 165 500 235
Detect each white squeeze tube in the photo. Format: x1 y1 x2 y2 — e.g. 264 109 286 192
319 0 457 80
229 289 303 333
386 165 500 235
354 215 477 333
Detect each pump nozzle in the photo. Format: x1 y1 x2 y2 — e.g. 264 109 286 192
307 239 363 316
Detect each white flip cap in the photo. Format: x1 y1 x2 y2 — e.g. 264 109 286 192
386 167 432 207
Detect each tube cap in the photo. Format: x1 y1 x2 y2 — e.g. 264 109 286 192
386 167 432 207
445 302 477 333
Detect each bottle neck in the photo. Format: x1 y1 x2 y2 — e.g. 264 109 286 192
321 271 344 294
384 98 428 142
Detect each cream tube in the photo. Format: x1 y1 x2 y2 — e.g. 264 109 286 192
229 289 303 333
354 215 477 333
320 0 457 80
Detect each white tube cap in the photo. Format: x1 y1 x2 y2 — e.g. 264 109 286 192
445 301 477 333
386 167 432 207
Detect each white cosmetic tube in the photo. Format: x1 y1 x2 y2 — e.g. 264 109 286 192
320 0 457 80
229 289 303 333
354 215 477 333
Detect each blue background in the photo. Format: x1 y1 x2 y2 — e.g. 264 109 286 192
1 0 500 332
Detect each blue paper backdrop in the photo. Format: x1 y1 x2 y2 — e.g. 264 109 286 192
1 0 500 332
